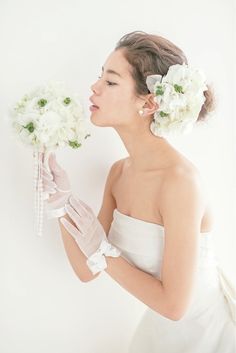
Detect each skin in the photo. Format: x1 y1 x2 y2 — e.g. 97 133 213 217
90 48 169 171
89 48 214 232
55 48 215 318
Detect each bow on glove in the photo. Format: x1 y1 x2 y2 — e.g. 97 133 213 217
60 196 121 275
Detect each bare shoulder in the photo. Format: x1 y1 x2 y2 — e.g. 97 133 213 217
166 152 206 186
159 160 207 217
106 157 126 193
165 162 203 184
162 160 205 196
109 157 126 179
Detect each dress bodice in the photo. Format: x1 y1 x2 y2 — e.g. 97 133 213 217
107 207 236 339
108 208 218 280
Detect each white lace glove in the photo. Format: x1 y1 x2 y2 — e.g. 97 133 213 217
60 195 121 275
41 152 72 219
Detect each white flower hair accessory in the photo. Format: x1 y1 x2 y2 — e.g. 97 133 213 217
146 63 208 138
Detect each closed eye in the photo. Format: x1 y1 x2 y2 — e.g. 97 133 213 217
98 76 117 86
106 80 117 86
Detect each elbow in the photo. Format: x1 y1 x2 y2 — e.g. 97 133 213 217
151 304 185 322
79 276 92 283
151 308 184 321
154 287 191 321
154 299 187 321
168 311 185 321
167 305 188 321
79 272 100 283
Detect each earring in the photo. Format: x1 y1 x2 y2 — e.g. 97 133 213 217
138 109 144 116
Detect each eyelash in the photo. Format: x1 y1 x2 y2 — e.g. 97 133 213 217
97 76 117 86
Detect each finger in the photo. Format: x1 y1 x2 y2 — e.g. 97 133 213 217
48 153 65 177
55 185 71 193
42 192 50 200
38 151 43 163
42 182 57 194
43 178 57 190
42 165 53 180
36 181 55 194
72 196 94 222
69 196 88 218
43 186 57 194
64 204 86 234
75 197 93 213
60 217 84 240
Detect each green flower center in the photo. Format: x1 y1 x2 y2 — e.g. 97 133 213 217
155 85 164 96
69 140 81 148
38 98 47 107
174 84 184 93
23 122 35 133
64 97 71 105
159 111 169 117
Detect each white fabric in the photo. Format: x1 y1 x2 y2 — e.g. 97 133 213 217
107 208 236 353
45 192 71 219
46 205 67 219
86 239 121 275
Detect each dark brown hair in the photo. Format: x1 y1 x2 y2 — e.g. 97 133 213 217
115 31 215 122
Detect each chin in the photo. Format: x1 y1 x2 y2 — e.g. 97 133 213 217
90 114 112 127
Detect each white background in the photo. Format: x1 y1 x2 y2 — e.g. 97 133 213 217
0 0 235 352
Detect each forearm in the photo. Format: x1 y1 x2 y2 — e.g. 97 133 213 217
105 255 175 320
58 214 100 282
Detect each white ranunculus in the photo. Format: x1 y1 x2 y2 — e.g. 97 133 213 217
10 80 90 151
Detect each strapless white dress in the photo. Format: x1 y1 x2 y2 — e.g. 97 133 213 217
108 208 236 353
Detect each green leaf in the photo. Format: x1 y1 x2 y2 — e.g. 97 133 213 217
37 98 47 107
174 84 184 93
155 85 164 96
84 134 91 139
68 140 81 149
160 111 168 117
23 122 35 133
64 97 71 105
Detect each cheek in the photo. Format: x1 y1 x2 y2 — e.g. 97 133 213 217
108 89 136 115
91 85 138 124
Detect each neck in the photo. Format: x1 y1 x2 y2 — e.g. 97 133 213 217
114 118 176 172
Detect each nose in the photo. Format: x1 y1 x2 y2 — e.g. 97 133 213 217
90 79 100 94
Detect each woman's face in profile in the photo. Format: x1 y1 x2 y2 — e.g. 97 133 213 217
89 49 144 128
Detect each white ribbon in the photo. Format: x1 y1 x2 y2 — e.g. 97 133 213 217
86 239 121 275
46 206 67 219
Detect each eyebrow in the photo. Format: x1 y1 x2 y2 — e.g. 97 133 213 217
102 66 122 78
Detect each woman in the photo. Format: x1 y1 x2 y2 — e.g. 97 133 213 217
42 31 236 352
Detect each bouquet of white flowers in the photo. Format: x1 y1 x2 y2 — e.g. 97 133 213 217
9 80 91 237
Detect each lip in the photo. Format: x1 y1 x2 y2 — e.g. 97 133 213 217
89 96 99 108
89 105 99 112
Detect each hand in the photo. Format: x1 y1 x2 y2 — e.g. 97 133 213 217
60 195 121 274
41 152 72 219
60 196 107 257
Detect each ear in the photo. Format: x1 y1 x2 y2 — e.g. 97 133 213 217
140 94 159 117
